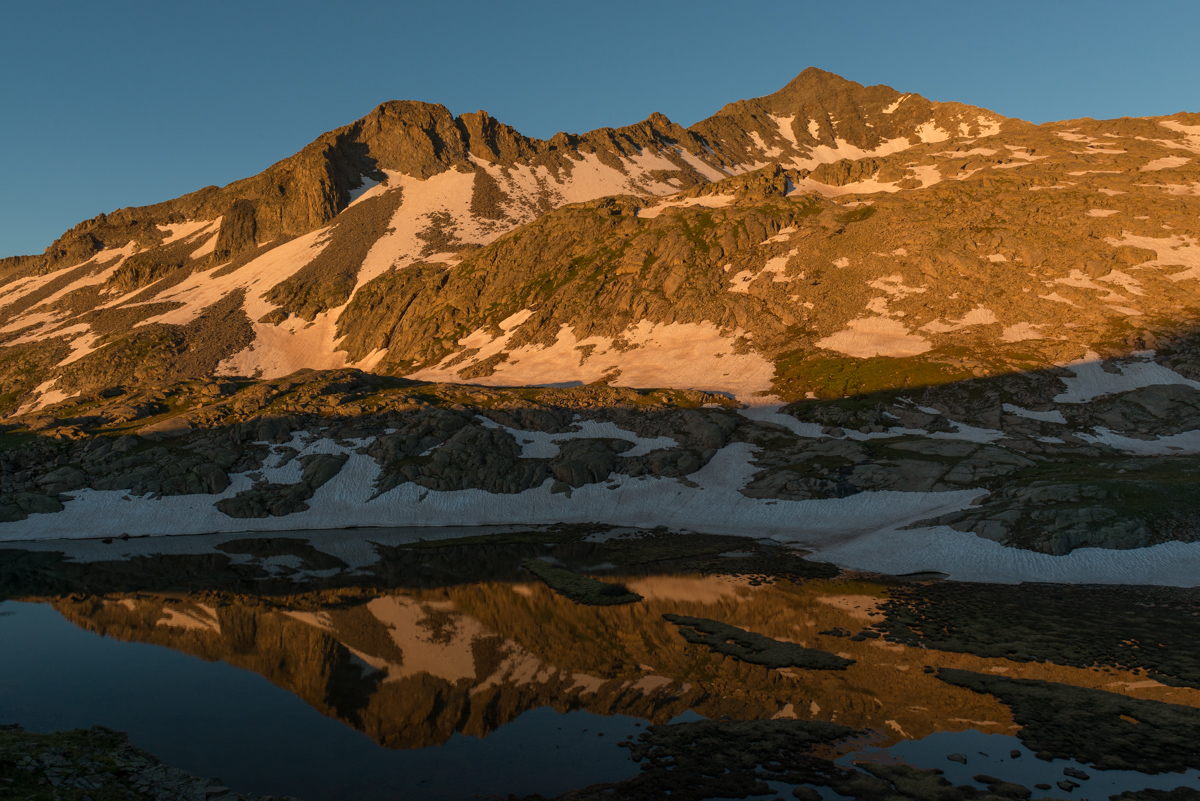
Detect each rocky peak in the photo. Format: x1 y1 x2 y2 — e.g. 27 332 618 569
8 69 1014 275
697 67 1011 163
757 66 897 113
455 109 537 166
353 99 471 177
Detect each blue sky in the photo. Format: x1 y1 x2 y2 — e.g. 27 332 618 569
2 0 1198 258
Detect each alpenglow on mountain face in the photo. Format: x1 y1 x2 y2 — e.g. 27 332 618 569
2 68 1200 582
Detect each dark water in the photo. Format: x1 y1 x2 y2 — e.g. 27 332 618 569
0 601 644 800
2 530 1199 800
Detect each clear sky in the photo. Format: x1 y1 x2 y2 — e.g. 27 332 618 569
2 0 1198 258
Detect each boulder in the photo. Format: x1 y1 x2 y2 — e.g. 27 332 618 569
549 438 632 487
36 466 86 491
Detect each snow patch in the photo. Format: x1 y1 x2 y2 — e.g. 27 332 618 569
13 379 78 416
908 164 943 188
729 250 797 292
790 177 901 198
672 148 731 182
792 136 914 171
353 169 486 293
1078 427 1200 456
770 114 798 148
763 226 797 244
1105 232 1200 282
157 219 218 246
143 228 331 328
479 417 678 459
189 218 221 259
56 326 101 366
1055 269 1135 304
346 175 382 205
0 441 983 555
637 194 735 219
1039 292 1079 307
1 242 137 330
930 422 1006 444
869 274 927 299
1002 404 1066 424
816 317 932 358
914 122 951 144
1054 351 1200 403
933 148 997 158
411 320 776 399
1142 156 1190 171
1097 270 1144 296
921 307 998 333
993 148 1045 169
813 524 1200 586
1145 182 1200 196
1158 119 1200 154
17 428 1187 586
218 309 350 379
500 308 533 330
748 130 782 159
974 115 1002 137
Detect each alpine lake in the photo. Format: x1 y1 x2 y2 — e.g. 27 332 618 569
2 524 1199 801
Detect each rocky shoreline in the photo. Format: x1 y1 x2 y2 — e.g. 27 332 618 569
0 724 296 801
2 362 1199 568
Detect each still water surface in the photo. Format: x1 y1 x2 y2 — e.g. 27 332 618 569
1 601 645 799
2 533 1199 799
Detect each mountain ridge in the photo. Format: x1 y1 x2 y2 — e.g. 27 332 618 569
2 68 1200 572
4 68 1006 264
1 66 1022 406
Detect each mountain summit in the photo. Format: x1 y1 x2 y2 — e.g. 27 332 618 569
0 68 1014 394
2 69 1199 581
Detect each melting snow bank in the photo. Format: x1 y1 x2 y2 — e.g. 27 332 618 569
739 400 1005 444
1079 426 1200 455
1 434 1199 585
814 525 1200 587
477 416 678 458
0 443 979 544
1054 350 1200 403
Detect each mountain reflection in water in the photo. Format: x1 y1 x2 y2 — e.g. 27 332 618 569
4 529 1200 800
34 573 1200 752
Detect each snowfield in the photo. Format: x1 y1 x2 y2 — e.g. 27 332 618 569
4 432 1200 587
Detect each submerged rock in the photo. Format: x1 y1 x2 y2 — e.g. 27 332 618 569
663 613 854 670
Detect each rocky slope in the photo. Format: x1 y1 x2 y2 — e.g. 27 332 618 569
2 68 1199 571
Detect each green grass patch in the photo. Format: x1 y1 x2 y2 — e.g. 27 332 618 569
773 352 975 400
839 206 877 224
1013 455 1200 519
0 429 43 453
